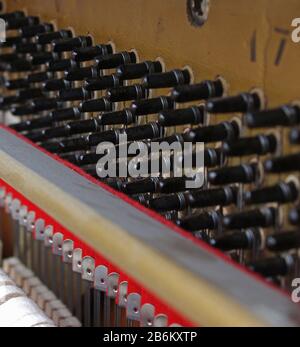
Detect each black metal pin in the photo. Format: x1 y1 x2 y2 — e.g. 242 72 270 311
6 16 39 30
245 104 300 128
142 69 191 89
247 255 295 278
116 60 163 80
52 35 93 52
222 207 277 229
59 87 91 101
183 120 240 144
80 97 112 113
37 29 73 45
43 78 71 91
187 186 237 208
27 71 53 83
244 180 299 205
176 211 220 232
96 51 137 69
131 96 174 116
84 75 121 91
20 23 54 38
15 42 43 54
223 134 278 157
266 231 300 252
72 44 113 62
106 84 146 102
47 58 78 72
171 78 225 103
29 52 60 65
206 91 263 114
158 106 205 127
264 153 300 173
208 163 259 185
210 228 262 252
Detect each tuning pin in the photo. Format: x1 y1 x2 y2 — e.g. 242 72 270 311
142 69 191 89
222 207 276 229
0 11 25 21
0 95 19 109
206 91 262 113
210 228 261 252
116 61 163 80
42 136 90 154
15 42 43 54
59 87 91 101
121 178 158 195
244 181 298 205
176 211 220 231
80 97 112 113
29 52 60 65
76 151 107 166
208 163 259 185
175 147 224 169
184 120 239 144
64 66 99 81
20 23 54 38
43 78 71 91
11 107 81 131
100 109 135 126
172 78 225 103
124 122 163 142
266 231 300 252
289 208 300 225
131 96 174 116
72 44 113 62
247 254 294 278
86 129 119 147
27 71 53 83
12 105 33 116
47 58 78 72
37 29 73 44
106 84 146 102
245 104 300 128
289 128 300 144
95 51 136 69
264 153 300 173
148 193 188 212
84 75 120 91
6 16 40 30
29 118 100 142
50 107 81 122
0 52 22 63
187 186 237 208
17 88 44 100
8 59 32 72
121 176 193 195
5 78 29 90
10 115 53 132
52 35 92 52
223 134 277 157
158 106 204 126
88 122 162 146
30 98 62 112
1 35 23 47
